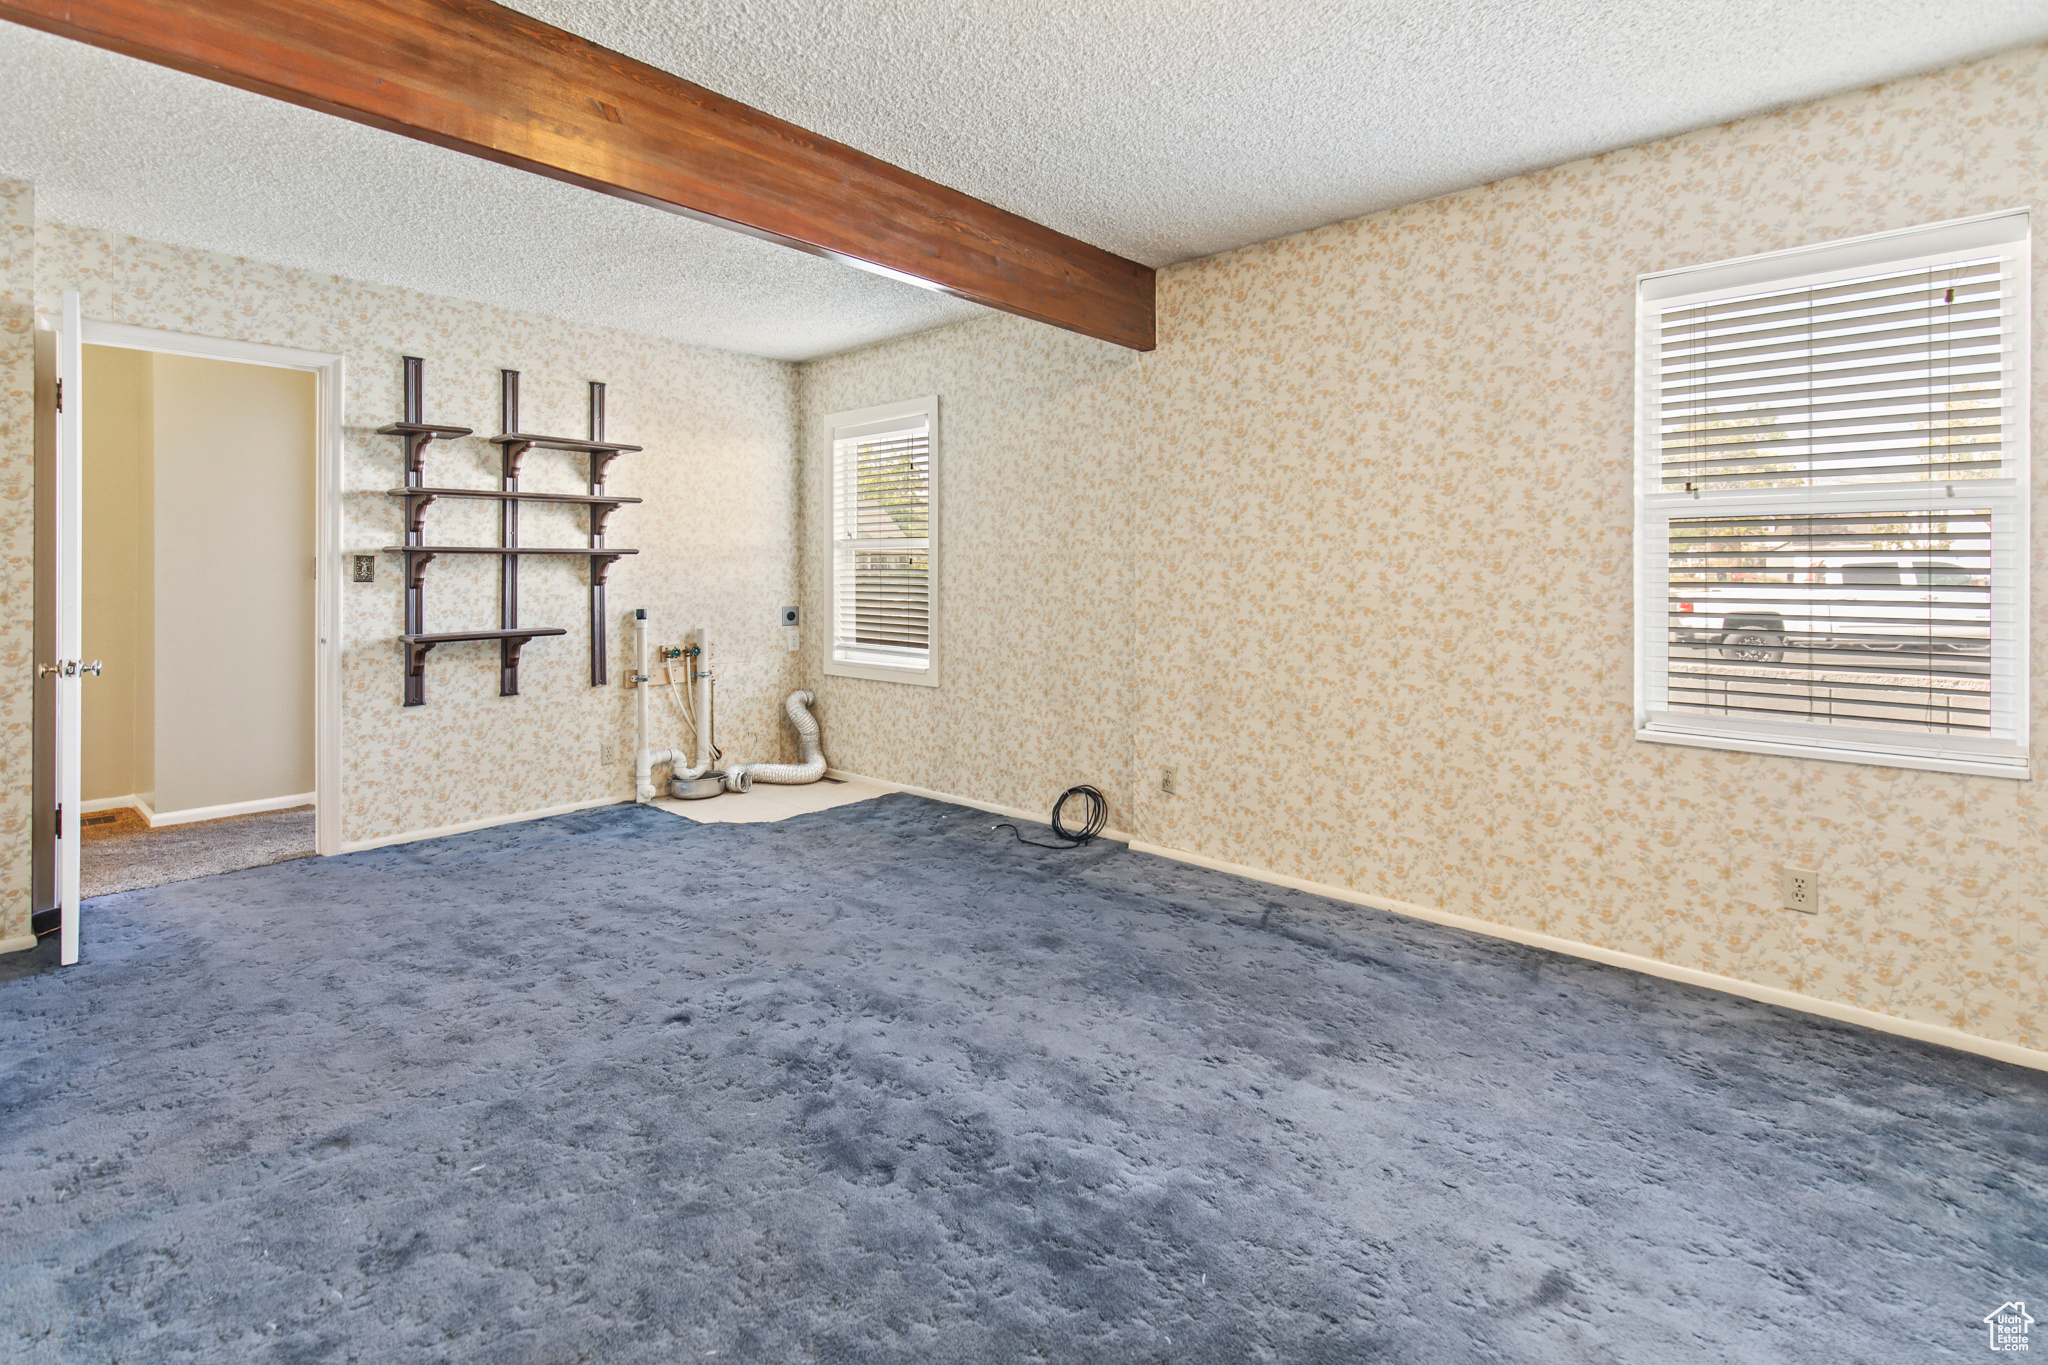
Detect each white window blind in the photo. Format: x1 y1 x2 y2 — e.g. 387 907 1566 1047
1635 212 2030 778
824 397 938 685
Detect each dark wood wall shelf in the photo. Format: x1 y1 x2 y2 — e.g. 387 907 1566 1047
386 545 640 556
383 358 640 705
491 370 639 687
489 428 641 485
399 628 569 696
386 487 641 539
386 545 637 588
378 422 475 478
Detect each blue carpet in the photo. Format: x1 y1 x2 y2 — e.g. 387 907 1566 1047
1 794 2041 1363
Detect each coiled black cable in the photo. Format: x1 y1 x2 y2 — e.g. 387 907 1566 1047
993 784 1109 850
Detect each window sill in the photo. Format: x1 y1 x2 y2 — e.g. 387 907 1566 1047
1636 725 2030 780
825 657 938 687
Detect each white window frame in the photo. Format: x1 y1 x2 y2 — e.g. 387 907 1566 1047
1633 210 2032 779
822 395 940 687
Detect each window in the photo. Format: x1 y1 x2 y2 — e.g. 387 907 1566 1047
823 396 938 685
1635 212 2030 778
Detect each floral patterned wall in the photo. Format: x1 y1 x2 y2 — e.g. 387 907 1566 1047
0 181 35 947
10 219 801 864
798 44 2048 1052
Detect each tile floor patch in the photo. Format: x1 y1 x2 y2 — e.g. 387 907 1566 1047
648 777 893 824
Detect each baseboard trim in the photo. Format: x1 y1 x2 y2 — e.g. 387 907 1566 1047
829 768 2048 1074
80 794 150 818
149 792 314 828
87 792 314 829
0 932 40 956
338 795 626 854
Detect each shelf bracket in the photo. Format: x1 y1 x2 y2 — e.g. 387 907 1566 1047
399 430 434 479
590 447 626 488
497 438 535 482
402 548 440 590
403 637 439 691
502 632 535 688
399 491 440 539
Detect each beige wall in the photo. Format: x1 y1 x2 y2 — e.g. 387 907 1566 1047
79 343 152 805
80 348 316 817
798 43 2048 1054
151 353 315 815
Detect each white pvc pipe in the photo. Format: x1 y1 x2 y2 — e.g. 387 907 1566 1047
694 624 714 776
633 611 705 801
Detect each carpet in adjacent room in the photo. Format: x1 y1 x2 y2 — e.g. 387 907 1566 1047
77 804 314 899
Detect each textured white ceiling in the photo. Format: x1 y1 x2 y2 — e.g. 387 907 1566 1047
2 3 2045 360
0 24 988 361
520 0 2048 268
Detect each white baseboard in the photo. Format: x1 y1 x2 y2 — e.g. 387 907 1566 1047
149 792 313 828
0 932 40 956
84 792 315 829
339 795 626 854
80 794 150 818
829 768 2048 1074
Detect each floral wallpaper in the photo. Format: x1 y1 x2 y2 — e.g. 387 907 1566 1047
0 180 34 946
17 222 801 854
797 44 2048 1052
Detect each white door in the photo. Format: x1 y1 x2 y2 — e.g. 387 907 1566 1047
53 291 84 965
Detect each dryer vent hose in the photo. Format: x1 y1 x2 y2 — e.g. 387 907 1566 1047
724 691 825 788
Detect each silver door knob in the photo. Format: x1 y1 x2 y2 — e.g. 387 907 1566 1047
81 660 101 677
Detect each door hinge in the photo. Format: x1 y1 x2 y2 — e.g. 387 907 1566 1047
54 804 61 839
54 378 61 413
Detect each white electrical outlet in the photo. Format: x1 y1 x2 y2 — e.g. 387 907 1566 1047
600 740 617 766
1781 867 1819 914
1160 765 1178 796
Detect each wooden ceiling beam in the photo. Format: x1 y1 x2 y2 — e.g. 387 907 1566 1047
0 0 1156 350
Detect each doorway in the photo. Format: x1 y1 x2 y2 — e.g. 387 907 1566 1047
32 313 345 957
77 344 316 892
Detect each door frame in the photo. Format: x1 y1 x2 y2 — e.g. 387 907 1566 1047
29 319 56 937
75 321 346 858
